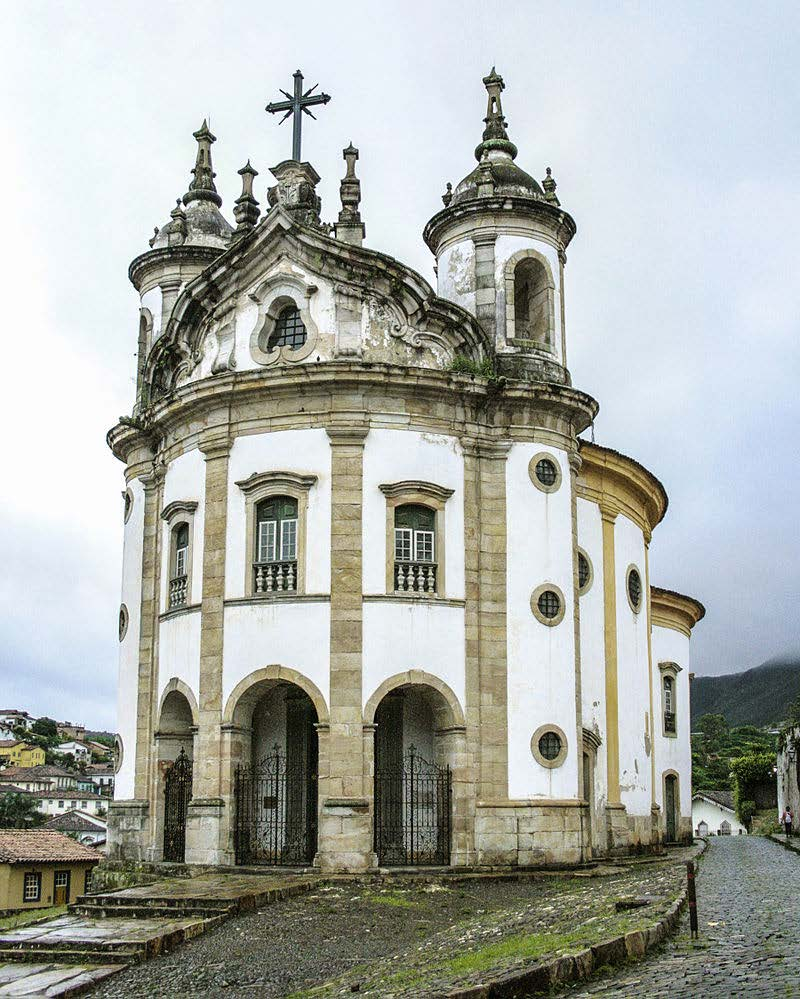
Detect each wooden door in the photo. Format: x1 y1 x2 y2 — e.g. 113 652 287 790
54 870 70 905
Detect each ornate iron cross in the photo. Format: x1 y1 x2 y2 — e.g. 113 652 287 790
266 70 331 162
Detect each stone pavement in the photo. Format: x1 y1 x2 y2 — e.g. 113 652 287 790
0 873 315 996
560 835 800 998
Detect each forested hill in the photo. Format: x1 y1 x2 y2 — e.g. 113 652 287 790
691 654 800 727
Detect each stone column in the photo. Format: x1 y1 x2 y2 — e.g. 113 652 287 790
463 438 510 864
644 537 661 847
473 233 497 345
185 433 231 865
159 278 182 336
600 505 628 851
317 425 373 871
111 456 164 862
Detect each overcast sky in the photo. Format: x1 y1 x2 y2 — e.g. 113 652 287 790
1 1 798 730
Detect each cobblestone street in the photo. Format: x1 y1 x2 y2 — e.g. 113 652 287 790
562 836 800 998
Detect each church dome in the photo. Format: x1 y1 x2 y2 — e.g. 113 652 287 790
450 157 543 206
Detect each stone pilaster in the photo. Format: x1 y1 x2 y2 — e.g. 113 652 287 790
318 425 374 871
472 233 497 345
185 433 231 865
463 439 510 807
568 451 585 810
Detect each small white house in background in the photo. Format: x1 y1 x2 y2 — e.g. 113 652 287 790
44 810 107 848
692 790 748 837
57 741 92 763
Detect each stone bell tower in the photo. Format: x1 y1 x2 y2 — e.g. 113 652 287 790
423 69 576 384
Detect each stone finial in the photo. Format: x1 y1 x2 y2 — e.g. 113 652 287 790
233 160 261 237
267 159 322 227
161 198 187 246
442 182 453 207
184 119 223 208
334 143 365 246
475 67 518 162
543 167 560 206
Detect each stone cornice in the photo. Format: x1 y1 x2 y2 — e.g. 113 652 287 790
577 440 668 537
234 471 317 495
423 195 577 256
379 480 455 502
108 363 598 465
651 586 706 637
658 660 683 674
128 245 223 292
160 499 198 522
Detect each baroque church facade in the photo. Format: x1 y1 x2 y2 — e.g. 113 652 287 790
108 70 704 870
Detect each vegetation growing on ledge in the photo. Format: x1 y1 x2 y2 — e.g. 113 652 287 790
449 354 496 379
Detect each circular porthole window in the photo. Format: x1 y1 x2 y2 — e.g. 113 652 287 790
531 584 566 627
577 549 593 595
531 724 568 768
626 565 643 613
114 735 124 775
528 452 562 493
118 604 129 641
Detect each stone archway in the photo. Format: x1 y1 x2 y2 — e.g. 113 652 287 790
222 667 329 866
365 671 469 867
154 681 197 862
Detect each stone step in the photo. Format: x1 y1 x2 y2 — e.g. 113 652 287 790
0 947 143 966
70 902 233 920
73 892 233 912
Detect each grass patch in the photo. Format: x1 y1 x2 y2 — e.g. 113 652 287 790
364 890 418 909
0 905 66 931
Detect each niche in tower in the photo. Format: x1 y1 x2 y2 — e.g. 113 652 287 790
512 256 553 348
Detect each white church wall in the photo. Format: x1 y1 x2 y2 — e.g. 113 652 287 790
506 443 578 800
362 602 466 713
361 429 465 599
652 624 692 818
222 602 331 711
225 429 332 599
493 234 563 364
576 497 608 813
159 448 206 611
436 240 476 316
614 515 651 817
116 477 145 799
158 611 201 712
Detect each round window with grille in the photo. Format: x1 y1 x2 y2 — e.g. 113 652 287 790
627 566 643 612
535 459 557 486
538 731 562 761
578 551 591 592
528 452 562 493
538 590 560 619
531 724 568 768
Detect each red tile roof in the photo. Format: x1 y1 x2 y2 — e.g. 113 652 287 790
0 830 101 864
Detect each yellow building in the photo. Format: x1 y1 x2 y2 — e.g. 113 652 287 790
0 830 100 913
0 742 45 768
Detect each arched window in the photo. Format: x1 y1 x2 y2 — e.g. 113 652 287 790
394 504 436 593
254 495 298 592
169 522 190 608
513 257 551 345
663 675 676 734
268 306 307 350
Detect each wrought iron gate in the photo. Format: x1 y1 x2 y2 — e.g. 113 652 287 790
163 747 193 863
375 746 452 866
234 746 317 865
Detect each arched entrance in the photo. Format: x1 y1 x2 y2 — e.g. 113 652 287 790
156 686 196 863
664 773 679 843
371 682 457 866
233 681 319 865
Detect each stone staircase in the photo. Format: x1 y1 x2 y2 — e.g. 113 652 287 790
0 873 318 996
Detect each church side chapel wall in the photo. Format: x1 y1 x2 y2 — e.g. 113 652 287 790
652 624 693 843
613 514 653 845
576 497 608 855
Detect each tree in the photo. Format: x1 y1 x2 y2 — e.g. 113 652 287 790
31 717 58 741
696 714 729 751
0 793 45 829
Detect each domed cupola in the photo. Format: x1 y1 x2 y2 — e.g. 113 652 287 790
128 121 235 414
424 69 576 385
